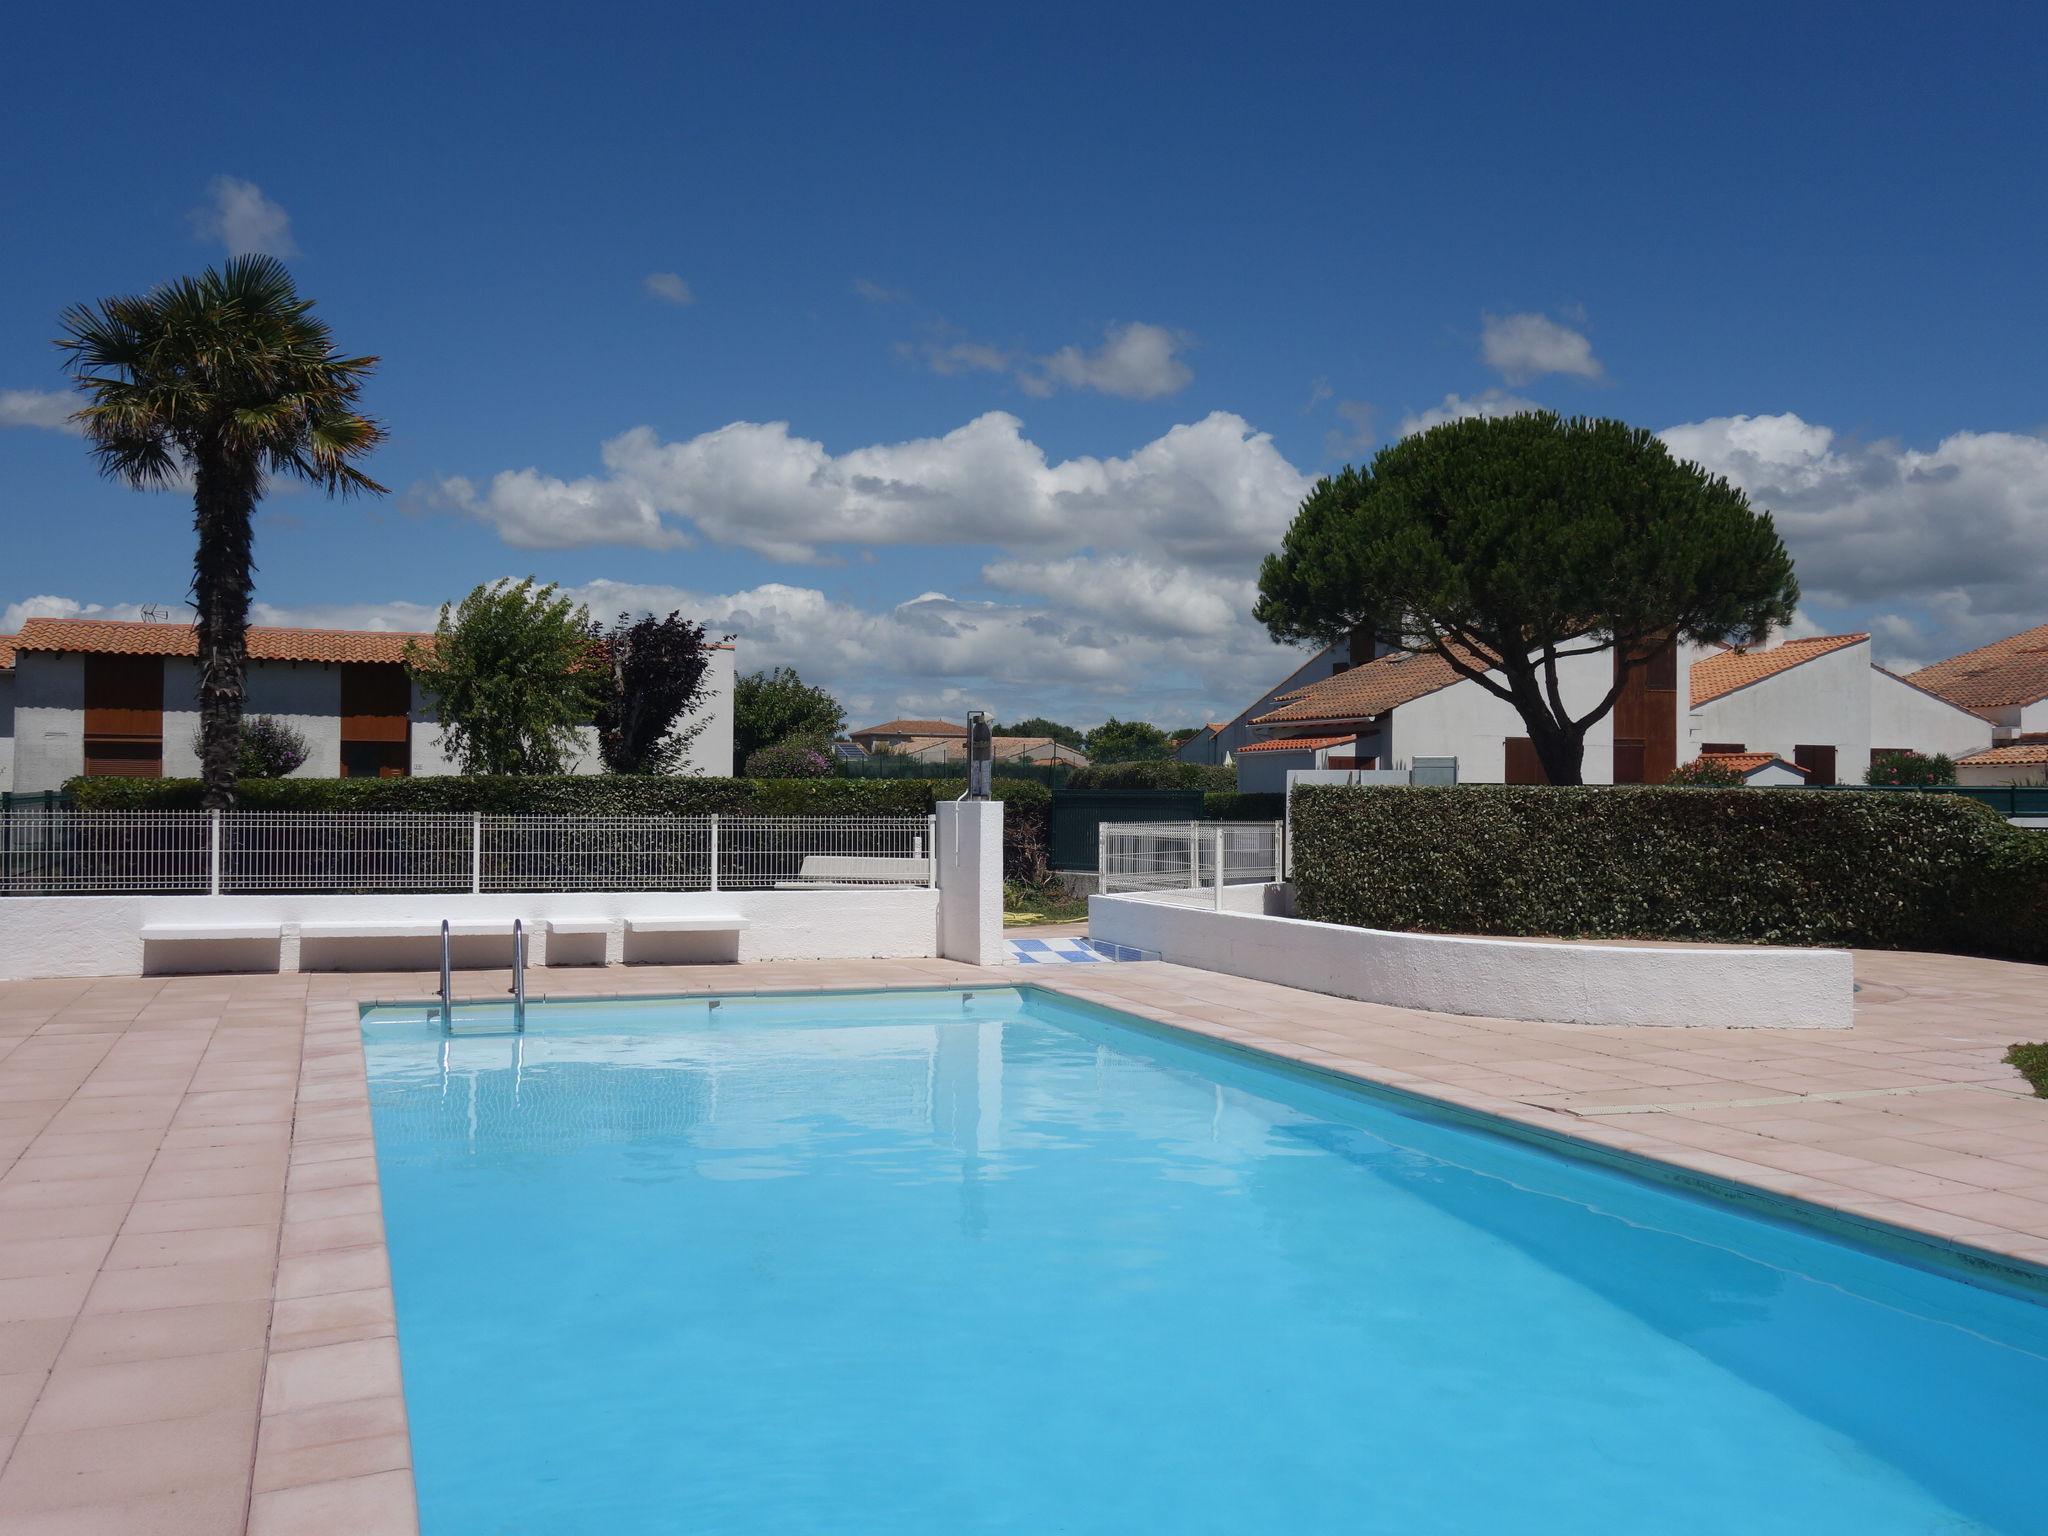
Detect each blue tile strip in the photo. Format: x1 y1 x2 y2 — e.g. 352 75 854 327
1004 937 1157 965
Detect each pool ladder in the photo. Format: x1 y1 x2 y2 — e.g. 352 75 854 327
436 918 526 1033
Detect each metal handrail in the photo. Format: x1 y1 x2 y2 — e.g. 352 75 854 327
511 918 527 1033
438 918 452 1029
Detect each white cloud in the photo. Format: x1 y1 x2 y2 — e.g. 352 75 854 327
1 595 169 632
980 554 1253 639
1660 411 2048 655
1322 399 1376 461
852 278 910 305
1023 321 1193 399
1396 389 1544 436
1480 312 1602 384
0 390 80 435
192 176 298 258
643 272 695 305
426 409 1311 568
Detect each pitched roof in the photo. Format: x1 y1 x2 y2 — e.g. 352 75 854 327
1870 664 2001 722
1699 751 1809 779
0 634 16 671
1956 737 2048 767
853 718 968 737
1235 734 1357 755
1251 645 1486 727
1906 622 2048 711
1689 633 1867 707
13 617 427 666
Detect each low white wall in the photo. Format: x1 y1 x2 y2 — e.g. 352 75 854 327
1089 888 1853 1029
0 888 941 980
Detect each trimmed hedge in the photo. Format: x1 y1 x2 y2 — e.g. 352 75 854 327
1204 791 1286 821
1290 785 2048 962
1066 760 1236 792
64 774 939 817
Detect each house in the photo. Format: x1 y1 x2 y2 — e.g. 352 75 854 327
0 633 17 794
848 719 967 755
1175 636 1372 766
849 724 1087 767
1696 751 1810 787
1243 637 1694 788
1954 737 2048 786
3 617 735 793
1905 622 2048 739
1689 634 1875 785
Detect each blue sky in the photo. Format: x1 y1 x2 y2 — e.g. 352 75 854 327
4 2 2046 728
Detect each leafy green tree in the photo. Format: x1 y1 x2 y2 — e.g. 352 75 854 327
997 716 1085 749
1085 717 1171 763
1865 750 1957 787
589 610 720 774
59 255 386 808
408 579 599 775
1256 412 1798 785
733 666 846 772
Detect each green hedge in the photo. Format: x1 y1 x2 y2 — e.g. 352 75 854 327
1290 785 2048 962
1203 791 1286 821
1065 760 1236 791
64 774 939 816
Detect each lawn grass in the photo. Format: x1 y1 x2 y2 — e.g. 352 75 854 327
1003 880 1090 925
2005 1043 2048 1098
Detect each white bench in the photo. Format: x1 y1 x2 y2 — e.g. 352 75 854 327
139 922 284 943
623 916 750 934
296 918 514 940
542 918 613 937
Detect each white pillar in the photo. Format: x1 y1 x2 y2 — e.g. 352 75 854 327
936 799 1004 965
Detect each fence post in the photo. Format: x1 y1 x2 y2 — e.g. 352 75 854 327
208 809 222 897
1186 821 1200 890
470 814 482 895
1097 824 1107 891
708 815 720 893
1213 825 1225 911
927 815 938 889
1272 818 1285 883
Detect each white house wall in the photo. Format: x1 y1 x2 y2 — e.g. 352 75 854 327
1868 669 1995 760
1383 647 1623 783
12 653 84 792
1690 639 1874 781
162 659 345 779
0 671 14 793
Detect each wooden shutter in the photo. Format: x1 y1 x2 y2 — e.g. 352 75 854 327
83 655 163 777
1793 744 1837 786
1505 737 1547 784
1612 739 1647 784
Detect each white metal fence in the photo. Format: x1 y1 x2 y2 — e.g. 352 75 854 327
0 811 937 896
1097 820 1285 896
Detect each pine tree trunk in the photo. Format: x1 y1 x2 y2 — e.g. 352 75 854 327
191 457 259 811
1529 720 1587 786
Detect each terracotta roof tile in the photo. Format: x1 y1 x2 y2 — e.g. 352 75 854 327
1698 751 1809 778
0 633 15 670
1252 644 1487 727
1690 633 1867 707
1956 738 2048 766
1906 621 2048 711
14 617 428 665
1236 734 1357 754
853 718 968 737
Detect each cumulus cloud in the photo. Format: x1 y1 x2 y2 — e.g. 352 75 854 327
191 176 297 257
1660 411 2048 654
1022 322 1193 399
980 554 1254 640
1396 389 1544 436
0 389 80 434
643 272 695 305
1 595 168 632
1480 312 1601 384
425 409 1312 569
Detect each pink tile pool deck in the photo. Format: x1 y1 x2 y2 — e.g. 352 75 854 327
0 948 2043 1532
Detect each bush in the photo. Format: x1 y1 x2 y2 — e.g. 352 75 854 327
65 774 938 817
1067 760 1236 791
1665 757 1745 787
1866 750 1957 787
742 739 834 779
1204 791 1286 821
197 716 309 779
1289 784 2048 962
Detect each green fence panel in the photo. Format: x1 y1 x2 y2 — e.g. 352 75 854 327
1825 783 2048 818
1050 789 1206 871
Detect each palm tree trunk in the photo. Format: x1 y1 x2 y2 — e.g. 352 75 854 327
191 457 259 811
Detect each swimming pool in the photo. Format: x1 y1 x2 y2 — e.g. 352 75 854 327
360 986 2048 1535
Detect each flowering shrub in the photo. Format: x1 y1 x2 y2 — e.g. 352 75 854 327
1664 757 1746 787
1865 750 1957 787
742 739 835 779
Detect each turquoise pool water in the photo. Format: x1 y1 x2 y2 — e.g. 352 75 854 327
360 987 2048 1535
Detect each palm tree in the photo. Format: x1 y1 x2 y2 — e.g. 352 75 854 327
58 255 387 808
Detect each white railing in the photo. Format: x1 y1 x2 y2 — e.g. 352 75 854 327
0 810 937 896
1097 820 1285 897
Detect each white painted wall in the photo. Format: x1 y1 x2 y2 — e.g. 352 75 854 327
163 659 346 778
1868 669 1995 761
1088 889 1854 1029
0 670 13 793
0 886 947 980
1691 638 1873 782
12 653 84 792
937 799 1004 965
1382 647 1624 783
683 646 736 776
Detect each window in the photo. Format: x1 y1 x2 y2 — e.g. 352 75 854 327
1643 645 1678 691
339 664 411 777
83 655 163 777
1793 744 1837 786
1701 742 1746 756
1505 737 1547 784
1612 739 1647 784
